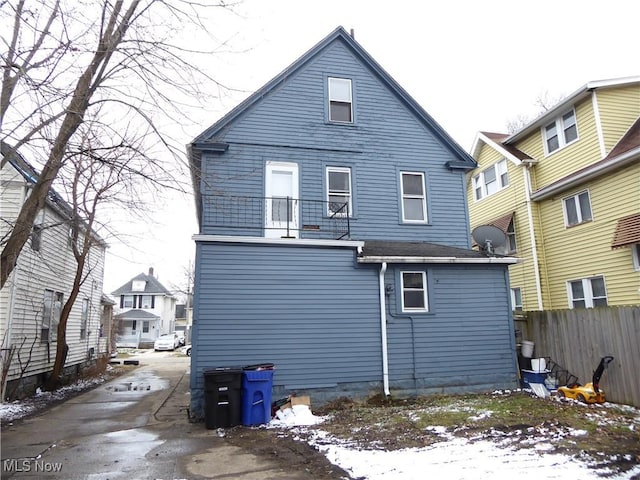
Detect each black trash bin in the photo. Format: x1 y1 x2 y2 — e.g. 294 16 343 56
203 367 242 429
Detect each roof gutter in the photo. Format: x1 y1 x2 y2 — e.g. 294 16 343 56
531 147 640 201
358 256 522 264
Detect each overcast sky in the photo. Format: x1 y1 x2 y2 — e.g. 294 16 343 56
102 0 640 296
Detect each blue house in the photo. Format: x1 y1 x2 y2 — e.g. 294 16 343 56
187 27 519 419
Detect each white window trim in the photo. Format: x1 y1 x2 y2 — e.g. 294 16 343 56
326 166 352 216
400 171 428 223
632 244 640 271
328 77 353 123
510 287 523 311
473 159 509 201
401 271 428 312
567 276 608 309
562 190 593 227
543 108 579 156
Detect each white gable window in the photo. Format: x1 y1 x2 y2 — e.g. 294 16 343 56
132 280 146 291
401 271 428 312
544 108 578 154
328 77 353 123
400 172 427 223
326 166 352 216
568 276 607 308
563 190 592 227
473 159 509 201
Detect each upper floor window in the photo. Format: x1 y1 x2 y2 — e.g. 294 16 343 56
326 166 352 216
510 287 523 311
544 109 578 154
31 224 43 251
328 77 353 123
473 159 509 201
563 190 592 227
122 295 134 308
400 172 427 223
496 218 517 255
568 276 607 308
132 280 146 291
141 295 154 309
401 271 428 312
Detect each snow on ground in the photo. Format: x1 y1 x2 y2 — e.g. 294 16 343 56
273 404 640 480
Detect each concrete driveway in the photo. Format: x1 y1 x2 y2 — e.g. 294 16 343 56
0 351 313 479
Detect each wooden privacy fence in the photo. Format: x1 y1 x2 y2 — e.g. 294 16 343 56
518 306 640 408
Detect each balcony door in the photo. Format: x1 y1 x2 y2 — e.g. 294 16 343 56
265 161 299 238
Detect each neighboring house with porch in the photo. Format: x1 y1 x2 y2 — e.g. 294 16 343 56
468 76 640 311
0 143 108 400
187 27 520 419
112 268 176 348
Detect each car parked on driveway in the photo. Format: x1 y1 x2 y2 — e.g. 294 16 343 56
154 333 180 351
173 331 186 346
180 344 191 356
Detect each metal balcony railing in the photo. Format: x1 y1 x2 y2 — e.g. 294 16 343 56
201 195 350 240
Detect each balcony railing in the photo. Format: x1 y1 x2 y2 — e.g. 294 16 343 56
201 195 350 240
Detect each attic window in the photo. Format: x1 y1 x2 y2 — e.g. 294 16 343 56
132 280 146 291
328 77 353 123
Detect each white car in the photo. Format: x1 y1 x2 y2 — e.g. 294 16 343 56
173 331 186 346
154 333 180 351
180 344 191 356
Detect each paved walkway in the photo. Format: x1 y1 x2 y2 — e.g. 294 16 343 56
0 352 317 479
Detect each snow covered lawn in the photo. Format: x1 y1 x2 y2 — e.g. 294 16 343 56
275 390 640 479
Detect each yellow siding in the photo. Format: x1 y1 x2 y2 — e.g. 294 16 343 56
596 86 640 153
467 141 543 311
518 97 601 190
536 162 640 309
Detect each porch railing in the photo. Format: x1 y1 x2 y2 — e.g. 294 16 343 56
201 195 350 240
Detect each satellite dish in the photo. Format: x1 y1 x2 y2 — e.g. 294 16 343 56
472 225 506 254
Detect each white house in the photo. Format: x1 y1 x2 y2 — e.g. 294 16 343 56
112 268 176 348
0 143 108 400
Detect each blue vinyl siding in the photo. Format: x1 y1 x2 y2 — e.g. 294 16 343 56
385 265 516 389
199 40 471 246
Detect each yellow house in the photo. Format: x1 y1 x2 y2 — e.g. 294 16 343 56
468 76 640 311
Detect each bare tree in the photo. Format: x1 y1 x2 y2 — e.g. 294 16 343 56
505 90 566 134
0 0 234 288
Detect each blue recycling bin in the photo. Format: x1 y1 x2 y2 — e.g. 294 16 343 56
241 367 274 426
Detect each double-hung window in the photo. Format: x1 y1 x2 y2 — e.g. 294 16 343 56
80 298 89 339
473 159 509 201
400 172 427 223
122 295 134 308
563 191 592 227
401 271 428 312
510 288 523 311
42 289 63 342
568 276 607 308
326 167 352 216
544 109 578 154
328 77 353 123
633 245 640 271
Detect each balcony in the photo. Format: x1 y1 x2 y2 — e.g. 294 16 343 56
201 195 350 240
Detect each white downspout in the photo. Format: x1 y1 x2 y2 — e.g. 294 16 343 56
523 166 544 310
378 262 390 397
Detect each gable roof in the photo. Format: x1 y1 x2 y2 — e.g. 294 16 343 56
188 26 477 222
505 76 640 144
111 271 173 296
1 141 107 247
470 131 536 166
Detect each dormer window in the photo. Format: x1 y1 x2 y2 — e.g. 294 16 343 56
544 108 578 154
328 77 353 123
132 280 146 291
